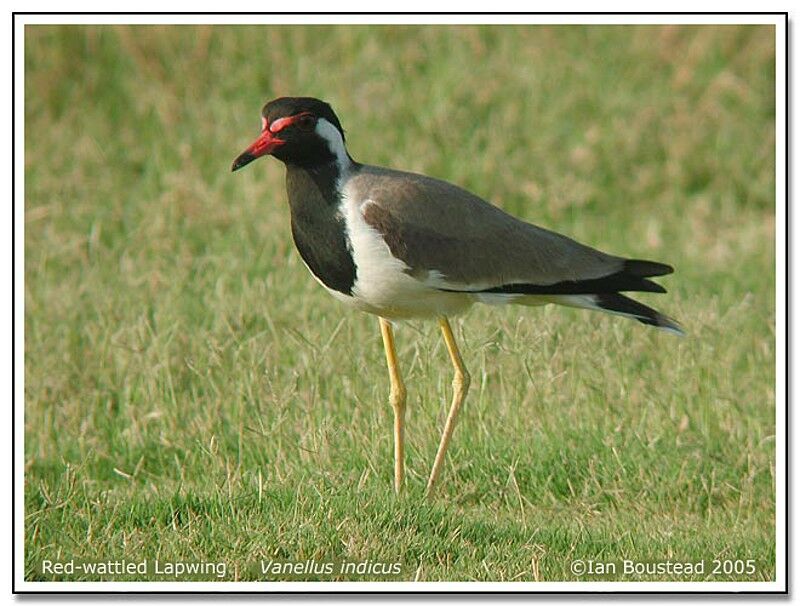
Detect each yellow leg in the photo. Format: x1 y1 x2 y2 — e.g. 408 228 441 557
379 317 407 494
426 317 471 496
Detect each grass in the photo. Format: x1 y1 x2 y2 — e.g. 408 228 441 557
23 24 776 583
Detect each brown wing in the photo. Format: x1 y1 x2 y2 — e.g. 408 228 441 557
352 165 671 293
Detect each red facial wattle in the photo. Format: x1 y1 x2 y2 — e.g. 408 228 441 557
231 112 317 172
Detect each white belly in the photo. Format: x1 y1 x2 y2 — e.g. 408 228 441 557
324 279 474 319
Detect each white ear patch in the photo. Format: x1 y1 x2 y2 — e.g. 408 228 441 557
315 118 348 169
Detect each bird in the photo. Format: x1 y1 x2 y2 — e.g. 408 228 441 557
232 96 683 496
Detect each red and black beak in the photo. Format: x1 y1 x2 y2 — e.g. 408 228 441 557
231 121 286 171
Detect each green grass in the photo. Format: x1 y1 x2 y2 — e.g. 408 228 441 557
24 24 776 583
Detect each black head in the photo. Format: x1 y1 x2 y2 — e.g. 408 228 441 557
232 97 348 171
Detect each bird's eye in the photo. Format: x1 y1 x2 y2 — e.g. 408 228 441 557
296 114 316 131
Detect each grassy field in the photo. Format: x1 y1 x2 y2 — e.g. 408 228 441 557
23 24 776 583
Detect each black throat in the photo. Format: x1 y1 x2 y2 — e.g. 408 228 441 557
285 160 358 296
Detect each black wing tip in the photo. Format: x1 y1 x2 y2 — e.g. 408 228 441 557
625 259 675 277
437 258 677 297
458 274 670 296
639 278 668 294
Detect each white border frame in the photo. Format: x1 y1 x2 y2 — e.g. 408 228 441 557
12 12 787 594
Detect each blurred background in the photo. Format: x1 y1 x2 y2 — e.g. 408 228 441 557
25 25 776 582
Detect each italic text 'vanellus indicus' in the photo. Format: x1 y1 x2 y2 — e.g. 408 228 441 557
232 97 683 496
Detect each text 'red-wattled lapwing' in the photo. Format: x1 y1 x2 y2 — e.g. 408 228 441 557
232 97 683 496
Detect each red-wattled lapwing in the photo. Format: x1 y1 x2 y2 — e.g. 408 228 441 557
232 97 683 496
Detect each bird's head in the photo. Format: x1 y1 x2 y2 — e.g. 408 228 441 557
231 97 347 171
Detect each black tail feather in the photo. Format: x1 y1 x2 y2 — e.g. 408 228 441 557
594 293 684 335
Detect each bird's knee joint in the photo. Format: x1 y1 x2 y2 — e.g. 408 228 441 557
390 385 407 411
452 369 471 394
